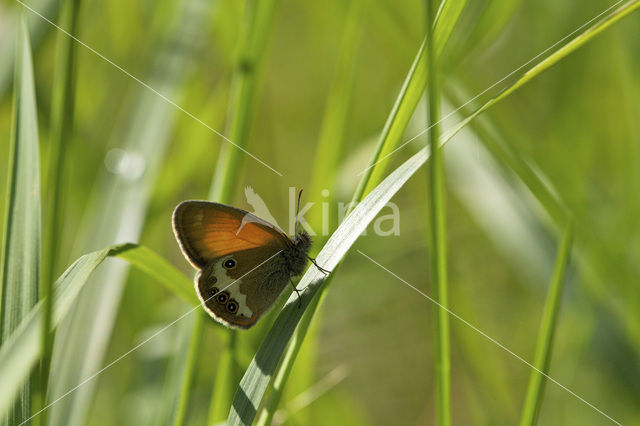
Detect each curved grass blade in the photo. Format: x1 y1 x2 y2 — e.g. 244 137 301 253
519 222 574 425
228 138 432 426
0 243 194 422
441 0 640 150
115 243 197 307
0 248 110 421
0 17 41 424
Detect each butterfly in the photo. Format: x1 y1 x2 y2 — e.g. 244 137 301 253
172 191 327 329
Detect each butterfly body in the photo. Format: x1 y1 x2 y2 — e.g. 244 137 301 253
172 200 311 328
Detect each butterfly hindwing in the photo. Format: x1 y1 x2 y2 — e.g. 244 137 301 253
195 247 291 328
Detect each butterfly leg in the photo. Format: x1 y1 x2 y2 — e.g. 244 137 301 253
308 257 331 275
289 279 302 308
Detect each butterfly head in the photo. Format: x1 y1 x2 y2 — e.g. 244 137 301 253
293 229 312 251
282 229 312 278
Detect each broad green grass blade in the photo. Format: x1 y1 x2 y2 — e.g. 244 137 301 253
0 243 194 422
0 18 41 424
40 0 82 408
254 276 333 426
46 1 214 424
0 247 110 422
206 0 277 423
425 1 450 425
519 222 574 426
228 138 433 426
441 0 640 149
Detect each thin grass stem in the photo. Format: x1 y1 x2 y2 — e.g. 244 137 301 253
172 313 204 426
519 221 574 425
426 0 450 424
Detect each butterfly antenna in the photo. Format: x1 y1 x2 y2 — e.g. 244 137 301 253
289 279 302 308
295 188 303 235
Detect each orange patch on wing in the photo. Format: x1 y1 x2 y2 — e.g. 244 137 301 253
173 201 290 268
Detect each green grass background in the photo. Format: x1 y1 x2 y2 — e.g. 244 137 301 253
0 0 639 425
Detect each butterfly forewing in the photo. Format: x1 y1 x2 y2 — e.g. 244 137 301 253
172 201 290 268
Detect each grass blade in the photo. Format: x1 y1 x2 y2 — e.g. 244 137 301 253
445 84 566 225
153 315 198 426
40 0 82 410
171 313 204 426
0 0 58 96
0 248 110 421
115 244 197 307
208 0 278 203
519 222 574 425
433 0 468 57
441 0 640 149
0 17 41 424
228 134 434 426
0 243 194 422
356 38 427 200
425 0 450 425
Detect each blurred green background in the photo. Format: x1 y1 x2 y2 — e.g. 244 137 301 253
1 0 639 425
